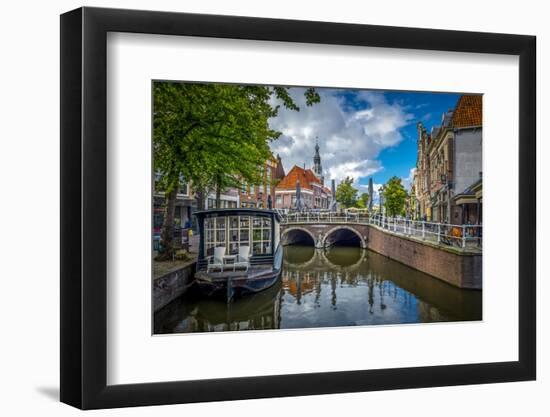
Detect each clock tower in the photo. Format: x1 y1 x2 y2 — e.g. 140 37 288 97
313 138 324 185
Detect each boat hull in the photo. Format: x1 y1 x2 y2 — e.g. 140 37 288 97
195 267 282 301
195 242 284 302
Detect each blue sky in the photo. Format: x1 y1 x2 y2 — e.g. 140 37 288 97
269 88 460 196
354 91 460 190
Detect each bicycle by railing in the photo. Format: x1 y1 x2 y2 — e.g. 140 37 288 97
280 212 482 249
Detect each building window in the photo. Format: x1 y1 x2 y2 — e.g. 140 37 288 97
250 184 255 194
154 170 162 185
241 182 247 193
276 195 282 206
179 181 189 196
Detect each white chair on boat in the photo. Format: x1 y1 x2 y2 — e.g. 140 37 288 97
233 245 250 271
207 246 226 273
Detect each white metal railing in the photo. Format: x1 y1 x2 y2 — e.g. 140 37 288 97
280 212 482 249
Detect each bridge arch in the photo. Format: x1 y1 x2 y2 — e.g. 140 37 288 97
322 225 367 249
281 226 316 246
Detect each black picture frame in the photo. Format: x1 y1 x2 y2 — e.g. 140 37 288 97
60 6 536 410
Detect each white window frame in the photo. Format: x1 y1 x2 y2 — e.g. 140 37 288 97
204 215 272 257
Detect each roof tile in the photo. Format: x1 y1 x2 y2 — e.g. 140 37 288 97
276 165 323 191
451 95 482 128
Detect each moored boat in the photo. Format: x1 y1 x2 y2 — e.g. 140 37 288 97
194 208 283 302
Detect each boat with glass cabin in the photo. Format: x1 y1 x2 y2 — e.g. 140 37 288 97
194 208 283 302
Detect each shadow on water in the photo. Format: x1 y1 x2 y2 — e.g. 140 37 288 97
324 246 362 267
284 245 315 265
155 282 283 333
154 246 482 334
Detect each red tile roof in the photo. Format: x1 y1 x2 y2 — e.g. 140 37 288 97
276 165 323 191
451 95 482 128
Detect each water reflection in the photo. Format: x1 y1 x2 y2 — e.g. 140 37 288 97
154 246 482 334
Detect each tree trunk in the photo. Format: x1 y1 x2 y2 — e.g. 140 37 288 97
157 188 178 261
196 187 205 211
215 182 221 208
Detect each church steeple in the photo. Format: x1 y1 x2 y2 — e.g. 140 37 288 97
313 137 324 185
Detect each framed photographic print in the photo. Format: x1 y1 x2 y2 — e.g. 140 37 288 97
60 6 536 409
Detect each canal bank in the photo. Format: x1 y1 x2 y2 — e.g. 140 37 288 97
153 234 200 312
153 259 197 312
366 225 482 289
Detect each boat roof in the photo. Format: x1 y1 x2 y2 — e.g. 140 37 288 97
194 208 282 222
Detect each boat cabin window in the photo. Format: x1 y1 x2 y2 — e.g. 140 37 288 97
252 216 271 255
203 214 272 257
204 217 226 257
228 216 250 255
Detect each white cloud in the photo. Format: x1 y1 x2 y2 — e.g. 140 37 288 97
356 181 384 204
329 160 382 183
268 89 413 185
402 167 416 190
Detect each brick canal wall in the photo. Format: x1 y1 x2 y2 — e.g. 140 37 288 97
153 261 196 312
366 226 482 289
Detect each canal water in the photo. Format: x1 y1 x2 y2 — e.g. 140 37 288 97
154 246 482 334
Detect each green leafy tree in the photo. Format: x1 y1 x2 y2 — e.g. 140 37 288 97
153 82 320 260
354 192 369 208
383 176 408 216
355 199 365 209
335 177 358 208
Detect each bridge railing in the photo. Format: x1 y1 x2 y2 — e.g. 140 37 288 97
282 211 367 225
280 212 482 249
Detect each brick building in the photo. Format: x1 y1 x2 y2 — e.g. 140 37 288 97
239 155 286 209
414 94 482 224
274 143 331 210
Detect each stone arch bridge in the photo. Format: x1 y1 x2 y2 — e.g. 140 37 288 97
279 213 482 289
281 221 369 249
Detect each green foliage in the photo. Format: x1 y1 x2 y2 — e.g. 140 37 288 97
335 177 358 208
383 176 408 216
154 82 320 196
354 192 369 209
153 81 319 256
154 83 269 195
